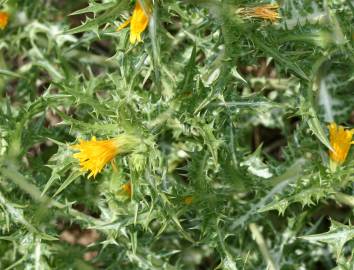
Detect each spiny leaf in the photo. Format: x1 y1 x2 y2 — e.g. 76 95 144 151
300 220 354 260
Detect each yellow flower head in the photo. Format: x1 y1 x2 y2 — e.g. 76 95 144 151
116 1 150 44
71 134 141 178
184 196 193 205
239 3 280 23
71 137 119 178
328 123 353 166
0 11 9 30
121 182 132 197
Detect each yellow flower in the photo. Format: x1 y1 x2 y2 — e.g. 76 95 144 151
71 134 141 178
238 3 280 22
116 1 150 44
0 11 9 30
328 123 353 168
71 137 119 178
121 182 132 197
184 196 193 205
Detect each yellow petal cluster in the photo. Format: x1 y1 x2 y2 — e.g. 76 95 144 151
0 11 9 30
116 1 150 44
184 196 193 205
121 182 132 197
239 3 280 22
328 123 353 166
71 137 119 178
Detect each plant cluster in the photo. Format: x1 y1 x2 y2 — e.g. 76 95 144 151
0 0 353 269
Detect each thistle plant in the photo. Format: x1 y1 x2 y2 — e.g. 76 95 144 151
0 0 353 269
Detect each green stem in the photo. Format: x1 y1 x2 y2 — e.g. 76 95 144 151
333 192 354 208
249 223 278 270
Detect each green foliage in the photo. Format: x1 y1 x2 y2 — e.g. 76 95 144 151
0 0 353 269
